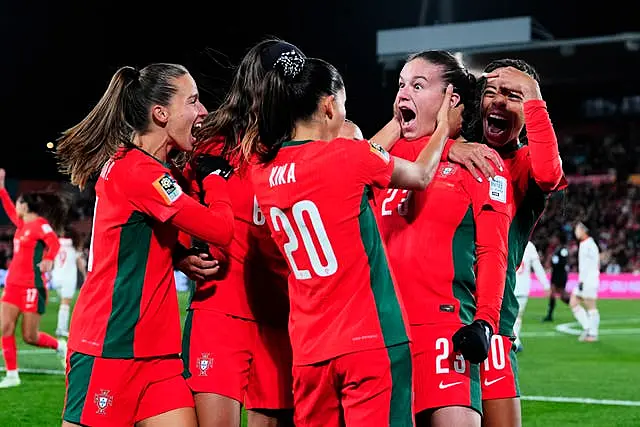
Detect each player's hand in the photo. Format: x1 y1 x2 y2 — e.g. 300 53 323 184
38 259 54 273
175 252 220 282
452 319 493 364
482 67 542 101
193 155 234 187
0 168 5 190
448 140 504 182
435 84 454 131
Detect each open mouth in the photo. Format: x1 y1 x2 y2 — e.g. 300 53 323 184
191 122 203 137
486 113 509 135
399 106 416 125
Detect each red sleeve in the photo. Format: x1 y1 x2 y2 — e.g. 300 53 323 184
127 164 189 223
469 171 513 332
0 188 22 227
524 100 567 192
341 138 395 188
38 222 60 261
473 209 509 332
168 174 234 247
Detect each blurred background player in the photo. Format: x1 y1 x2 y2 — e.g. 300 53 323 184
513 240 550 351
543 232 570 322
570 222 601 342
0 168 68 389
52 226 87 338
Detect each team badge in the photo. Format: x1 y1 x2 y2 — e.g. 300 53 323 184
152 173 183 204
94 389 113 415
489 175 508 203
197 353 214 376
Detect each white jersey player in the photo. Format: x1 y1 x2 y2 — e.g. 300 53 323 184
570 222 600 342
51 230 87 337
513 241 550 350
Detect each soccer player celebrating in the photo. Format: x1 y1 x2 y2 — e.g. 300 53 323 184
180 39 300 427
570 222 600 342
375 50 513 427
52 226 87 338
460 60 566 427
0 169 68 389
513 240 550 351
56 63 235 427
248 52 456 426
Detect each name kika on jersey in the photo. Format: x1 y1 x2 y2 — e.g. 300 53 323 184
269 163 296 188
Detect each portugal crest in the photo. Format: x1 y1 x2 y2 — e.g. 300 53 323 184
94 389 113 415
197 353 214 376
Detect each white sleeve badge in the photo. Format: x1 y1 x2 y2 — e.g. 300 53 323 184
489 175 507 203
41 223 53 234
153 173 183 205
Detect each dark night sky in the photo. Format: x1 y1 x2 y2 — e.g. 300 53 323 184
0 0 637 180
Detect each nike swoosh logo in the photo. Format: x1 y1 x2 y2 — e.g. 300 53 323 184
484 376 506 387
439 381 463 390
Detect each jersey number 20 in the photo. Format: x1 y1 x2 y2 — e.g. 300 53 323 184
270 201 338 279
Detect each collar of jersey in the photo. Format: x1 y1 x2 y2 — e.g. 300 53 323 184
131 146 171 168
281 140 312 148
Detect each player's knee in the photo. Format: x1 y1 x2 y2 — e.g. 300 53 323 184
22 331 39 345
61 299 71 306
1 321 16 337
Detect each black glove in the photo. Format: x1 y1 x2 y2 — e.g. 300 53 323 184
193 154 234 187
452 319 493 364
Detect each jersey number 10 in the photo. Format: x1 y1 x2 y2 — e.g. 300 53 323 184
270 201 338 280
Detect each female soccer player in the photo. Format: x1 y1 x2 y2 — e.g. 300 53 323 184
180 39 302 427
374 50 513 427
0 169 68 389
465 59 566 427
56 63 235 427
247 51 456 427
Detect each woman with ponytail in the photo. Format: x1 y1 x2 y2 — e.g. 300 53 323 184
56 64 235 427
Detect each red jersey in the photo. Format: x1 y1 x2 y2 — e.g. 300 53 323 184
374 138 513 333
0 189 60 290
184 140 289 326
496 100 568 336
252 138 410 366
69 147 218 358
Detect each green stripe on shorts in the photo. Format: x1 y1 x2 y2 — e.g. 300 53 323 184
470 363 482 414
388 343 413 427
510 347 521 397
64 352 95 424
36 287 46 314
181 309 194 379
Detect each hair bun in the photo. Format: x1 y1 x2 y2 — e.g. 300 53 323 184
274 50 305 79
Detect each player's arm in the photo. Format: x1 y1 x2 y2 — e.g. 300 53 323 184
389 85 455 190
524 100 565 192
369 117 401 151
38 224 61 273
168 174 234 247
473 207 510 332
531 247 550 290
0 169 22 227
76 254 87 281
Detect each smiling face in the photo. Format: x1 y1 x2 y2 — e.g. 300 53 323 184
480 69 526 148
155 73 208 152
394 58 447 141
